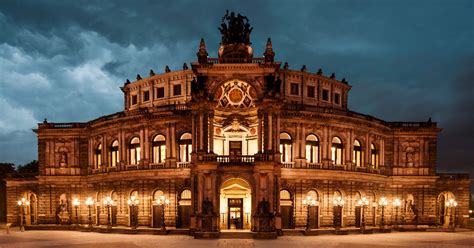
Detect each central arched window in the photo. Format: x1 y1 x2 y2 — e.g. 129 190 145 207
129 137 141 165
305 134 319 163
109 140 119 167
279 132 292 163
331 137 343 165
179 133 192 162
94 143 102 168
152 134 166 164
371 143 379 168
353 140 362 167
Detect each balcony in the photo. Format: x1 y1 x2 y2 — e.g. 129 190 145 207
89 161 190 175
281 161 385 175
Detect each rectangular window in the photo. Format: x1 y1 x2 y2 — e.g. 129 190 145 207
156 87 165 98
290 83 299 95
322 89 329 101
307 86 315 98
173 84 182 96
334 93 340 104
131 95 138 105
143 90 150 102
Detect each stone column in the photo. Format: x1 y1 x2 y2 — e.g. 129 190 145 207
209 113 214 153
257 112 263 153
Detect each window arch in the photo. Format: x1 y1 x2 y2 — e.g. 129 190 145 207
179 133 192 162
129 137 141 165
370 143 379 168
94 143 102 169
353 139 363 167
109 140 119 167
307 189 319 201
331 137 343 165
280 132 292 163
152 134 166 164
305 134 319 163
280 189 291 200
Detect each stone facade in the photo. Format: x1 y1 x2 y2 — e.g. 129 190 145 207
5 15 470 235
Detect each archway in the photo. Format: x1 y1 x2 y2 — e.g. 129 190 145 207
220 178 252 230
177 189 192 228
21 192 37 225
280 189 293 229
438 191 455 227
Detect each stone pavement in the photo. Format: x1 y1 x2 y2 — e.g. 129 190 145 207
0 229 473 248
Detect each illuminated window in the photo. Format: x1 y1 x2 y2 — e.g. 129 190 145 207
353 140 363 167
279 132 292 163
371 143 379 168
94 143 102 168
331 137 343 165
109 140 119 167
305 134 319 163
152 134 166 164
129 137 141 165
179 133 192 162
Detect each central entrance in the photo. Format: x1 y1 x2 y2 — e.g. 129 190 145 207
220 178 252 230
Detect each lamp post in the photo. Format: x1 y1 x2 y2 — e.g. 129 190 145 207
103 196 114 228
156 195 169 231
357 197 369 231
17 198 30 232
446 198 458 231
333 196 345 231
303 196 318 231
85 197 94 227
392 198 401 229
378 197 388 229
127 196 139 229
72 198 80 226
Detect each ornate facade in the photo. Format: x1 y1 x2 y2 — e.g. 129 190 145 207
6 13 470 237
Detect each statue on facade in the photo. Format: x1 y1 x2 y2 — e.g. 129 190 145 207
256 197 274 232
59 152 68 167
57 194 70 224
218 10 253 45
202 197 214 215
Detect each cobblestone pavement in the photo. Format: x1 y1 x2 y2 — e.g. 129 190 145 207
0 230 473 248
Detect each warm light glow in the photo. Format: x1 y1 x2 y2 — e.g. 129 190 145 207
393 198 402 207
378 197 388 206
446 198 458 207
357 197 369 206
333 196 345 206
85 197 94 206
156 195 170 206
103 196 114 206
17 197 30 206
127 195 139 206
72 198 80 207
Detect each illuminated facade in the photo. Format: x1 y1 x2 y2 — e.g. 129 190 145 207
5 13 470 237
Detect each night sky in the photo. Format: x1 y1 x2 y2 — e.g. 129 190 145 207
0 1 472 185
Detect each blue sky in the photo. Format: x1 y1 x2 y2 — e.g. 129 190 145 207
0 0 473 181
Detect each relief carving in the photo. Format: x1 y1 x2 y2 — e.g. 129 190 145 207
400 139 420 167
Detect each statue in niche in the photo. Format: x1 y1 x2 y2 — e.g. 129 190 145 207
57 193 70 224
60 152 68 167
405 147 415 167
256 197 274 232
202 197 214 215
258 197 270 215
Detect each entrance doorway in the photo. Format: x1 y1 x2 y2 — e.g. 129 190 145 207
438 192 455 227
220 178 252 230
229 141 242 157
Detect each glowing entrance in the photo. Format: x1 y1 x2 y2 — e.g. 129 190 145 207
220 178 252 230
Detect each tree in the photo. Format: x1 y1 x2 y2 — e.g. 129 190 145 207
17 160 39 174
0 163 15 177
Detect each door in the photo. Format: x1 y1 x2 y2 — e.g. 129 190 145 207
111 206 118 225
153 205 162 228
96 206 100 225
178 205 191 228
281 206 293 229
439 196 446 225
333 206 343 228
228 198 243 229
309 206 319 229
229 141 242 160
355 206 361 227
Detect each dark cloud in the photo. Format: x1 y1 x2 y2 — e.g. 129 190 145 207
0 0 473 189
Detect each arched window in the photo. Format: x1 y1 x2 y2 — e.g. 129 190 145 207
307 189 319 201
305 134 319 163
280 132 292 163
94 143 102 168
353 140 363 167
331 137 343 165
179 133 192 162
129 137 140 165
152 134 166 164
109 140 119 167
371 143 379 168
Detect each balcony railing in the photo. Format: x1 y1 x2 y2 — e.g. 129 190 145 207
206 57 265 64
281 162 386 175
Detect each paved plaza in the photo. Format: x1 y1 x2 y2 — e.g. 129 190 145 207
0 230 473 248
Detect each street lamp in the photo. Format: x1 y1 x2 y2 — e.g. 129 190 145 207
156 195 170 231
17 197 30 232
378 197 388 229
446 198 458 230
333 196 345 231
357 197 369 231
392 198 401 229
103 196 114 228
72 198 80 226
85 197 94 227
303 195 318 231
127 196 139 229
